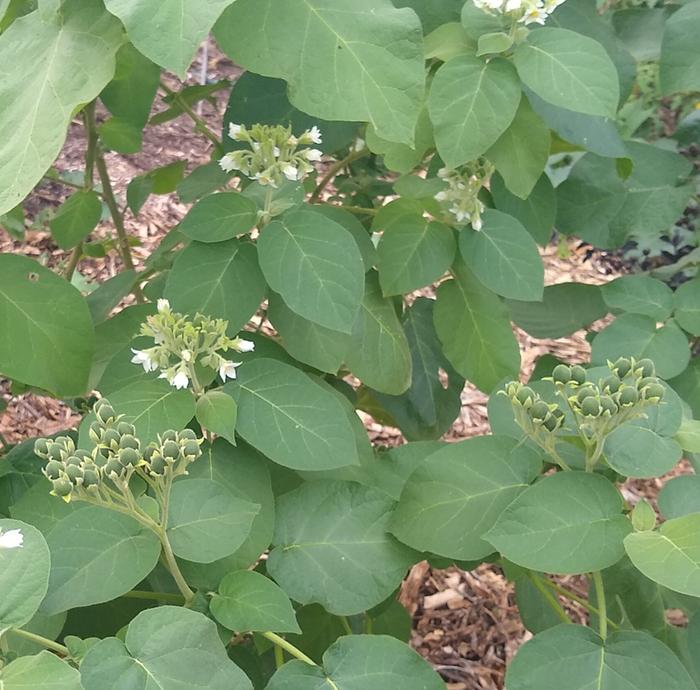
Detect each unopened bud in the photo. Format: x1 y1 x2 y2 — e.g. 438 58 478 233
117 421 136 436
634 358 655 379
118 447 140 468
530 400 550 421
576 386 597 403
65 464 84 484
570 365 586 385
618 386 639 406
52 477 73 497
44 460 63 480
552 364 572 384
162 440 180 461
611 357 631 378
178 429 198 442
34 438 50 458
580 397 600 417
601 376 621 394
94 401 116 425
515 386 535 406
161 430 178 443
89 421 104 444
119 434 140 451
599 396 618 416
643 382 665 401
102 428 121 449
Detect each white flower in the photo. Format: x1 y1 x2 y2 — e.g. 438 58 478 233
305 148 322 162
131 349 158 373
172 370 189 390
353 138 366 152
437 168 450 179
288 135 298 146
505 0 522 10
228 123 243 140
308 126 322 144
219 154 239 173
252 142 261 152
522 5 548 23
157 298 170 313
181 349 192 362
485 0 504 8
434 191 449 202
219 360 242 382
273 146 281 157
0 528 24 549
235 338 255 353
472 216 483 231
283 164 299 181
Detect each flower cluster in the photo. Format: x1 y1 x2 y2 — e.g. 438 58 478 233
219 123 323 188
0 528 23 549
434 162 493 230
130 299 253 392
472 0 566 26
34 398 203 504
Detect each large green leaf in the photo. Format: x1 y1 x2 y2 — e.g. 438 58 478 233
507 625 695 690
0 519 50 631
258 207 364 333
345 272 412 395
602 275 674 321
376 207 455 296
429 55 521 168
103 0 234 77
266 635 444 690
49 190 102 250
660 1 700 95
625 513 700 597
591 314 690 379
674 278 700 336
80 606 252 690
604 423 682 478
486 97 550 200
164 238 266 333
459 209 544 302
659 475 700 520
0 255 94 396
513 27 619 117
433 260 520 392
214 0 425 145
167 478 259 563
0 0 123 215
0 652 82 690
267 480 416 615
178 192 258 243
211 570 300 634
224 358 359 471
41 506 160 615
390 436 541 560
670 358 700 419
486 471 631 574
507 282 608 338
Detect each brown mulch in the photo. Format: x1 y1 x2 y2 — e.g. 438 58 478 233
0 40 682 690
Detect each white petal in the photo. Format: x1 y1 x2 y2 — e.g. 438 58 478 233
305 148 322 162
157 299 170 313
172 371 189 390
308 126 322 144
236 338 255 353
181 349 192 362
228 123 243 140
283 164 299 181
0 528 24 549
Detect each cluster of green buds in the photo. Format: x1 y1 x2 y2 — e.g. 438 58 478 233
130 299 254 392
434 161 494 230
218 123 323 188
472 0 566 26
34 398 203 504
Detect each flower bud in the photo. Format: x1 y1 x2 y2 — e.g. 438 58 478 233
576 386 597 403
82 468 100 489
44 460 63 480
102 428 121 449
104 458 124 479
178 429 198 442
181 439 201 460
552 364 572 384
119 434 140 451
601 376 621 394
643 382 665 401
65 464 84 485
95 401 117 425
34 438 50 459
52 477 73 497
570 365 587 385
118 447 140 468
634 358 655 378
543 415 559 432
65 455 82 467
618 386 639 406
611 357 631 378
48 443 65 462
88 421 104 445
599 396 618 416
162 440 181 461
149 455 166 476
117 421 136 436
580 397 600 417
530 400 550 421
515 386 535 406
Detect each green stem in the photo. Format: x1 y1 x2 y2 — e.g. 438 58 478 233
542 577 620 630
339 616 353 635
592 571 608 640
158 529 195 603
310 148 369 202
274 643 285 668
262 632 316 666
528 573 570 625
122 590 185 604
159 82 221 147
8 628 69 656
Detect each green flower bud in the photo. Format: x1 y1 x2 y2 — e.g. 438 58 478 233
94 400 116 425
515 386 535 406
119 434 140 451
82 468 100 489
104 458 125 479
162 440 181 461
48 443 65 462
576 386 597 403
149 455 166 476
88 421 104 445
44 460 63 480
65 464 84 484
34 438 50 459
601 376 621 394
552 364 572 384
618 386 639 406
118 447 141 468
161 430 179 443
599 396 618 416
634 358 655 378
94 446 111 464
65 455 82 467
504 381 519 398
182 439 201 460
570 365 587 385
643 382 665 401
52 477 73 497
102 428 121 449
580 397 600 417
611 357 631 378
530 400 550 421
75 449 92 464
543 415 559 432
178 429 198 442
117 421 136 436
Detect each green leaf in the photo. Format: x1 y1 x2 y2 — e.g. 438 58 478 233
167 478 259 563
486 471 631 574
376 208 455 296
514 27 619 117
674 278 700 336
80 606 252 690
49 190 102 250
179 192 258 243
222 72 357 155
164 238 266 333
506 625 695 690
0 519 50 631
602 275 674 321
429 55 521 168
486 97 550 200
266 634 444 690
211 570 300 634
513 575 563 634
591 314 690 380
424 22 475 62
312 205 377 273
660 1 700 95
345 272 412 395
670 358 700 419
0 652 82 690
434 260 520 392
98 118 142 153
390 436 541 560
103 0 234 77
604 424 682 478
477 31 513 55
214 0 425 145
258 207 364 333
196 390 237 445
41 506 160 615
0 255 94 396
268 293 351 374
177 162 230 203
491 173 556 246
659 475 700 520
459 209 544 301
675 419 700 454
625 513 700 597
0 1 123 215
4 611 67 656
267 480 416 615
224 358 359 471
86 270 138 324
507 282 608 338
396 0 462 33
